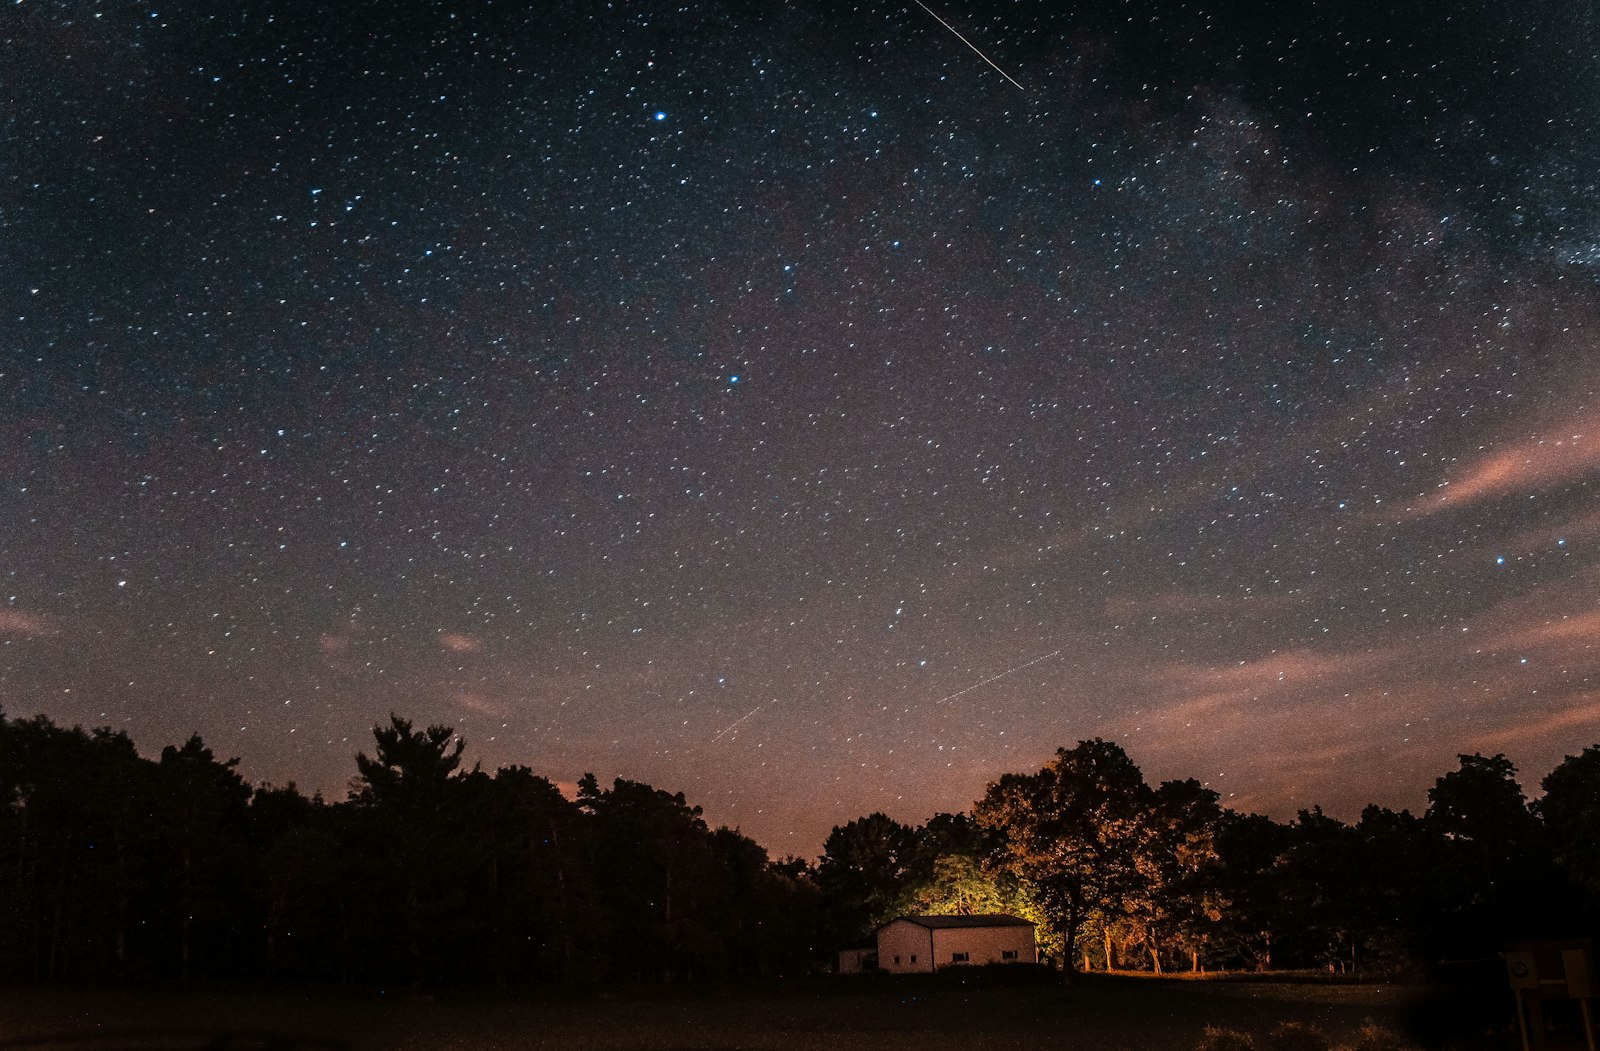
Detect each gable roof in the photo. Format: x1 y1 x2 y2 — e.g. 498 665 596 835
886 913 1034 930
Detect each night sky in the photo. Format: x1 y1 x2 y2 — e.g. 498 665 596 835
5 0 1600 855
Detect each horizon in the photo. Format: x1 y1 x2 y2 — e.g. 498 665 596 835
3 703 1586 859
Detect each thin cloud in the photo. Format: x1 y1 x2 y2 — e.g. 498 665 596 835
438 631 483 654
1406 420 1599 518
1494 610 1600 652
455 692 503 717
1161 646 1398 695
317 614 372 657
1465 692 1600 751
0 609 56 638
1089 566 1600 821
1510 507 1600 550
1105 590 1297 622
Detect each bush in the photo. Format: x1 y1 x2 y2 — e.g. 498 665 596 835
1268 1021 1332 1051
1349 1019 1409 1051
1196 1026 1256 1051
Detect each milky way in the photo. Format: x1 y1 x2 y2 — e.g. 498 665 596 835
4 0 1599 853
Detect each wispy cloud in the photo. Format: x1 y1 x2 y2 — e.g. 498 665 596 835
1465 691 1600 751
0 609 57 638
1510 507 1600 550
1494 609 1600 652
1157 646 1399 695
1088 568 1600 818
438 631 483 654
1405 417 1599 517
317 616 372 662
1104 590 1297 622
455 692 503 716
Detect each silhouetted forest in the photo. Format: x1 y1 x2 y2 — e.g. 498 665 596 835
3 708 1598 987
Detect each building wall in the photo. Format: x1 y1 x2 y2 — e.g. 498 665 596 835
877 919 936 973
876 920 1037 973
930 924 1037 968
837 947 877 974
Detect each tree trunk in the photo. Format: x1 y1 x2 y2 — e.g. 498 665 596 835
115 825 130 981
1147 942 1162 974
661 865 676 985
265 893 282 979
47 894 64 981
1104 926 1115 972
489 854 505 989
1059 898 1082 986
407 881 423 989
546 818 574 973
12 802 38 980
179 845 192 982
338 896 352 986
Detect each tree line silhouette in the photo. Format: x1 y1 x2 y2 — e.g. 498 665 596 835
828 740 1600 980
3 707 1598 987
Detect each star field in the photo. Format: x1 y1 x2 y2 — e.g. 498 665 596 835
4 0 1599 852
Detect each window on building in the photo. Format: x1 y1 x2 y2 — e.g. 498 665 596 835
893 955 901 965
951 952 969 963
910 955 917 963
1002 950 1018 960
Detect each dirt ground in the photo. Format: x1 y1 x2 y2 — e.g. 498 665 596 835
0 972 1503 1051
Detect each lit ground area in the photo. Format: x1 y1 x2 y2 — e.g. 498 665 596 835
0 972 1496 1050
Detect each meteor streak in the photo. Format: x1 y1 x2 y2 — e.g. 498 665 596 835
712 649 1059 743
933 649 1060 705
910 0 1026 93
711 702 769 743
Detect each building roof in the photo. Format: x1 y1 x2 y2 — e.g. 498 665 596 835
886 913 1035 930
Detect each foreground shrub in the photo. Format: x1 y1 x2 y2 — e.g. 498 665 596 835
1197 1027 1256 1051
1269 1021 1331 1051
1349 1019 1409 1051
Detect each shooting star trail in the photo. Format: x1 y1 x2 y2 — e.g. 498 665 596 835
711 702 770 743
933 649 1061 705
712 649 1059 742
910 0 1026 93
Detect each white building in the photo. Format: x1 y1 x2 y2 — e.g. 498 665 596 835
876 914 1037 974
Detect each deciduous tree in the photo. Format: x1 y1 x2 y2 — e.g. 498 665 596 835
1536 745 1600 894
973 739 1153 980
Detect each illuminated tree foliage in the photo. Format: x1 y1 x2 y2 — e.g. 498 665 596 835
1118 778 1224 973
972 739 1154 978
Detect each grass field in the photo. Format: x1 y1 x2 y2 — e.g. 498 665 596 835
0 971 1501 1051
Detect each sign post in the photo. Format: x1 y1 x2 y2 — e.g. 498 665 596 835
1505 940 1597 1051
